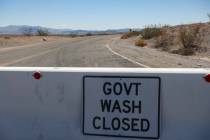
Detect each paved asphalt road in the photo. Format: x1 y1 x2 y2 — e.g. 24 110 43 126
0 35 141 67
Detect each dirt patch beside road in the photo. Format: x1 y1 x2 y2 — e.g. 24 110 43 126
109 36 210 68
121 22 210 58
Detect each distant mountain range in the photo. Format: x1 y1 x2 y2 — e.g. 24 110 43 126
0 25 130 35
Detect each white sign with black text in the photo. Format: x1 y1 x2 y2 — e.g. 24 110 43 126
83 76 160 139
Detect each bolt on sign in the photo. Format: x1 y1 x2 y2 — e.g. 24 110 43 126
83 76 160 139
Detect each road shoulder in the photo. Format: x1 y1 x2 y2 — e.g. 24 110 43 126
108 37 210 68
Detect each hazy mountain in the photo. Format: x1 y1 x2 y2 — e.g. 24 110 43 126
0 25 130 35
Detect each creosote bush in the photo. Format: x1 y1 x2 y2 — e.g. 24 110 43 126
179 25 202 49
154 31 174 51
170 25 203 56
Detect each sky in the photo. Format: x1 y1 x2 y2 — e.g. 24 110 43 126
0 0 210 30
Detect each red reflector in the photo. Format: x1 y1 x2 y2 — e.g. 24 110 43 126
33 72 42 80
204 74 210 83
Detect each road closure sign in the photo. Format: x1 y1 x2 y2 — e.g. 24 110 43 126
83 76 160 139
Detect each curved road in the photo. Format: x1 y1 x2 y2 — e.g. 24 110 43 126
0 35 141 67
1 35 209 68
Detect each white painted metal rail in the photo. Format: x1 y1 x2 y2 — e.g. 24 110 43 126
0 68 209 140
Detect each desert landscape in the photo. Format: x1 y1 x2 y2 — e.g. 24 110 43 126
0 22 209 68
119 22 210 67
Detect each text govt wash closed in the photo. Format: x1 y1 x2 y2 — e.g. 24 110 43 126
83 76 160 139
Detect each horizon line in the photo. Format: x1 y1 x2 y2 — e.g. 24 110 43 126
0 21 209 31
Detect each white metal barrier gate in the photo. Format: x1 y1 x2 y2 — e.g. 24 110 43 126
0 68 209 140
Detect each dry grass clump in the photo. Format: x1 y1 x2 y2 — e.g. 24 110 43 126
142 25 164 39
121 31 141 39
135 39 147 47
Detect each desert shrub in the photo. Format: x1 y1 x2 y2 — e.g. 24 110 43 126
154 31 174 51
121 31 141 39
68 34 78 38
178 25 202 49
86 33 92 36
141 25 164 39
4 36 11 39
162 24 171 29
37 29 49 36
170 25 203 56
135 39 147 47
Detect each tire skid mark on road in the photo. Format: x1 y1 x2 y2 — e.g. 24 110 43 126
0 41 56 53
1 47 61 66
0 37 96 53
105 44 150 68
